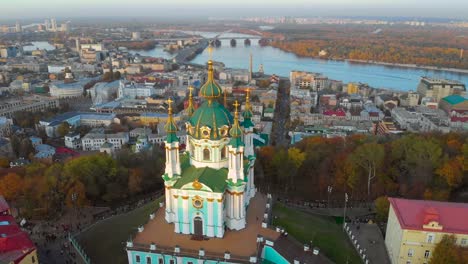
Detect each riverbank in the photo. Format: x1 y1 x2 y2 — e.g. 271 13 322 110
347 59 468 75
268 44 468 75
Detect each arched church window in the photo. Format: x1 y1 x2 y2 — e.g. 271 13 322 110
203 148 210 161
221 146 226 159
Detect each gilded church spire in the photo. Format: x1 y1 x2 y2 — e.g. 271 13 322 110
164 98 179 143
229 101 244 147
186 86 195 117
223 88 227 108
242 88 254 128
199 44 223 103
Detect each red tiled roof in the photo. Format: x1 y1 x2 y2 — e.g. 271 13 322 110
0 215 35 262
0 196 9 214
451 116 468 122
389 198 468 234
55 147 79 156
323 109 346 117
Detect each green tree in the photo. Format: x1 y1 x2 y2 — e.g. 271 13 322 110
349 142 385 200
19 138 34 158
374 196 390 222
10 135 21 157
57 122 71 137
113 71 121 80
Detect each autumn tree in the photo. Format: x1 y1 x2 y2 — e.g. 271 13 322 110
374 196 390 222
430 235 468 264
0 173 23 200
128 168 143 194
66 180 89 208
436 157 464 188
0 157 9 168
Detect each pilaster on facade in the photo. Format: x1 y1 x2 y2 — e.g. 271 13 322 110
164 141 181 178
243 128 255 158
227 145 245 183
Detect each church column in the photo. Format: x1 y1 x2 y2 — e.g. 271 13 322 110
217 198 223 237
182 196 190 234
207 199 214 237
239 193 245 219
165 186 172 222
235 193 240 219
229 193 235 218
174 195 180 233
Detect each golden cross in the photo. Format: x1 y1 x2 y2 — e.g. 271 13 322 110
233 100 240 112
246 88 251 99
208 43 213 61
167 98 173 113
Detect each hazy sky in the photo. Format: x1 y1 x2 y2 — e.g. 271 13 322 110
2 0 468 19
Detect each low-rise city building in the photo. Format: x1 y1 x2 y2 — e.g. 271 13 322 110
0 95 60 118
64 132 82 149
81 131 129 151
386 198 468 264
39 112 118 137
417 77 466 103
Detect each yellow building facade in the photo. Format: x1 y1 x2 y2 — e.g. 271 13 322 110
347 83 359 94
386 198 468 264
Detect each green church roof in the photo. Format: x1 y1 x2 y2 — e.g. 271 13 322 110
188 101 233 140
174 165 228 193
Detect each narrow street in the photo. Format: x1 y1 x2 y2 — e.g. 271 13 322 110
270 79 291 147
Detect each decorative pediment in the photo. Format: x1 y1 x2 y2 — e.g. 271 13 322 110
423 221 443 230
180 180 213 192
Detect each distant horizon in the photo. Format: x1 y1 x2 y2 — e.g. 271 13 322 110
0 12 467 24
1 1 468 20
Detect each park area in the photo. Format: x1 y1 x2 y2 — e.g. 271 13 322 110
76 197 163 264
272 203 361 264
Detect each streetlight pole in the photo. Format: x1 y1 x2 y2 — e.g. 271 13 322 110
327 186 332 210
71 193 77 232
343 193 348 229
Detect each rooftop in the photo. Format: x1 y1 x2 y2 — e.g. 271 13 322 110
442 94 467 105
421 77 465 86
389 197 468 234
0 215 36 263
131 194 279 258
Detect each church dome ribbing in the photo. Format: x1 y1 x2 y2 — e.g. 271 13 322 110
199 60 223 99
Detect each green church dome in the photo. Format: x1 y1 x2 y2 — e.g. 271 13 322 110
199 60 222 99
188 101 233 140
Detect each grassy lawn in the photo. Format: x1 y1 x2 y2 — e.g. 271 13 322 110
77 197 163 264
273 203 361 264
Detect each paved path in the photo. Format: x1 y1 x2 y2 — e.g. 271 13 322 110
347 223 391 264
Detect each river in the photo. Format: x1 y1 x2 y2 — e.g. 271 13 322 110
134 32 468 92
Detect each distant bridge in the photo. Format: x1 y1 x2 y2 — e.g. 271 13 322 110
153 36 263 42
